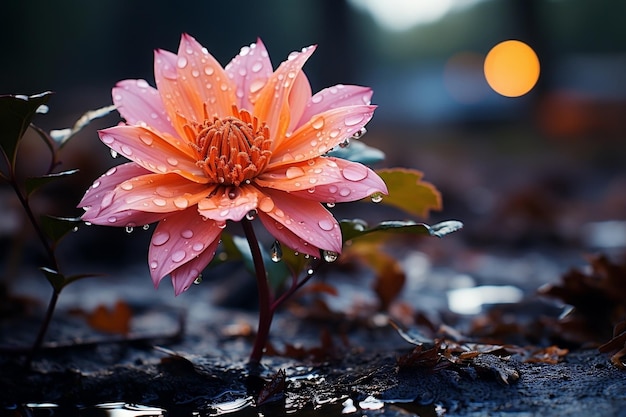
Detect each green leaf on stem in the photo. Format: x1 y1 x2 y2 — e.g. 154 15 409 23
40 215 82 244
340 219 463 243
376 168 442 218
25 169 80 196
0 92 53 166
40 267 65 292
49 104 116 147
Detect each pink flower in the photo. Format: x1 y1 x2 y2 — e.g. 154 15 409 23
79 34 387 295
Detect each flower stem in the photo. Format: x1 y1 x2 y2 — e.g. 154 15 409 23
242 219 273 365
24 289 60 367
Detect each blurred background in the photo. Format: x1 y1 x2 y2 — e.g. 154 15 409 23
2 0 626 299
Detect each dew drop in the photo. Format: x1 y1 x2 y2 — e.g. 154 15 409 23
286 166 305 179
153 198 167 207
167 156 179 166
110 149 118 158
72 226 79 232
322 250 338 263
339 138 350 148
270 240 282 263
204 66 215 76
152 231 170 246
307 268 314 275
177 56 188 68
125 225 134 233
173 197 189 209
191 69 200 78
371 193 383 203
311 117 325 130
342 164 368 182
245 210 257 221
259 196 275 213
139 135 153 145
251 61 263 73
142 224 150 230
84 221 92 226
326 202 335 208
318 218 334 231
150 261 158 270
121 182 133 191
352 127 367 139
344 113 365 127
181 229 194 239
192 242 205 251
137 79 149 88
171 250 186 263
194 275 203 285
107 216 117 223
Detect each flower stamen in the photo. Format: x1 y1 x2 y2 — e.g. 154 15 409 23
190 108 272 186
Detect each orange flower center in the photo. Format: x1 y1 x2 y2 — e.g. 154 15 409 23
188 108 272 186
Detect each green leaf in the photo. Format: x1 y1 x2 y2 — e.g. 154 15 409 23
40 215 81 244
25 169 80 196
40 267 65 292
0 92 53 165
340 219 463 242
49 104 116 147
327 140 385 165
376 168 442 218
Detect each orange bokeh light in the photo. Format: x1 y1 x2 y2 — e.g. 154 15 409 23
484 40 540 97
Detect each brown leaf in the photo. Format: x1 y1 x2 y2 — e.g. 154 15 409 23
86 300 132 335
257 369 286 406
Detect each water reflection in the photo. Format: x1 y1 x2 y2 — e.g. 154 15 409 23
80 403 165 417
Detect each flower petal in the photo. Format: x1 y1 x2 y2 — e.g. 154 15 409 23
256 157 387 203
148 209 222 294
111 172 213 213
258 212 320 258
78 162 150 210
296 85 373 129
268 105 376 168
254 45 316 143
153 35 237 132
255 188 342 254
286 71 312 134
99 125 206 182
112 79 177 137
225 38 274 111
197 184 259 222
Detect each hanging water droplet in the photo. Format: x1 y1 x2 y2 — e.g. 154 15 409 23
110 149 118 158
371 193 383 203
142 224 150 230
326 202 335 208
351 127 367 139
307 268 314 275
322 250 338 263
72 226 79 232
245 209 257 221
194 275 203 285
339 138 350 148
270 240 282 263
125 225 134 233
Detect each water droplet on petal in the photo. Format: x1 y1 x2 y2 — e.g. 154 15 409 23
150 261 158 270
342 164 368 182
181 229 194 239
121 182 133 191
352 127 367 139
258 196 275 213
139 135 153 145
177 56 188 69
326 202 335 208
125 225 134 233
167 157 179 166
251 62 263 73
311 117 325 130
371 193 383 203
344 113 365 127
194 275 203 285
322 250 338 263
171 250 186 263
192 242 204 251
152 231 170 246
142 224 150 230
286 166 305 179
339 138 350 148
153 198 167 207
270 240 282 262
173 197 189 209
110 149 118 158
318 218 335 231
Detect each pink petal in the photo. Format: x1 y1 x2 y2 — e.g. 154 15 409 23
253 45 316 143
99 125 206 182
255 188 342 254
112 79 177 137
256 157 387 203
148 209 223 294
197 185 259 222
82 207 166 227
78 162 150 210
268 105 376 168
296 85 373 129
106 172 213 214
258 212 320 258
286 71 312 134
225 38 274 111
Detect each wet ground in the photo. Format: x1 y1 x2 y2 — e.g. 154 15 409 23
2 124 626 416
